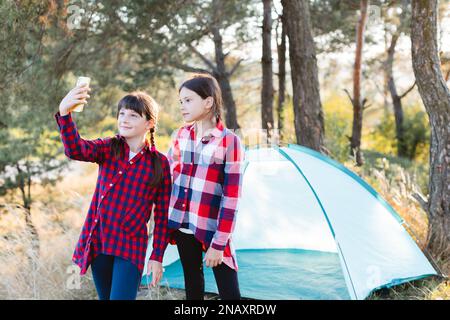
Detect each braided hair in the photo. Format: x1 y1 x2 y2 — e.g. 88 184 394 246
111 92 163 187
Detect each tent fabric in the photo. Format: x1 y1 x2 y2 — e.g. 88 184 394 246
143 248 350 300
142 144 439 300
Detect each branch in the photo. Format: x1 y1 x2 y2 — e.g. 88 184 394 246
399 81 416 99
228 58 244 77
170 61 211 74
187 43 217 73
362 97 372 110
411 192 429 214
363 103 373 111
343 88 354 106
164 22 215 73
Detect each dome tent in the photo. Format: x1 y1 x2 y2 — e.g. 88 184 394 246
141 144 442 300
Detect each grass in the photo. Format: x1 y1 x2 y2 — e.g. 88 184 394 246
368 277 450 300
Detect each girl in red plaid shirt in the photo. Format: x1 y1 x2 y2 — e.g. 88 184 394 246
55 85 171 300
167 74 245 300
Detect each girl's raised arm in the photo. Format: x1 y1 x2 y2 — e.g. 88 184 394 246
55 85 109 163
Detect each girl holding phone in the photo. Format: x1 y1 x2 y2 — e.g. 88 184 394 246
55 84 171 300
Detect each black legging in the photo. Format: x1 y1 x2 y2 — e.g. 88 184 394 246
173 229 241 300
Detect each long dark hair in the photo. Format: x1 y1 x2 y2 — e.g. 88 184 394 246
178 73 223 123
111 91 163 187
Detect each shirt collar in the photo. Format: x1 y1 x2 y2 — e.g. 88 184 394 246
115 134 150 152
185 119 224 138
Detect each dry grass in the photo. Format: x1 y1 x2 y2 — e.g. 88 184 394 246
368 278 450 300
0 158 448 300
0 161 98 299
0 205 97 299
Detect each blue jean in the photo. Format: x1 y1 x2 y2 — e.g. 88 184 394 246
91 254 142 300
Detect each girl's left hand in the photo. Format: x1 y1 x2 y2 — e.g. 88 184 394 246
204 247 223 268
147 259 164 287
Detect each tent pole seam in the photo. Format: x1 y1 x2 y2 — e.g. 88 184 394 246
277 147 358 300
336 241 359 300
401 221 447 278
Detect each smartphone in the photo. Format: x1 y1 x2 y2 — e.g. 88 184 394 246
73 76 91 112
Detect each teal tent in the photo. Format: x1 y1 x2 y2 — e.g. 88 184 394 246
142 144 442 299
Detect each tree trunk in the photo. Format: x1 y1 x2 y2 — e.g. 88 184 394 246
276 11 287 142
411 0 450 259
382 21 390 114
281 0 324 151
16 163 40 255
211 26 240 129
24 208 40 254
349 0 369 166
386 32 408 158
261 0 274 137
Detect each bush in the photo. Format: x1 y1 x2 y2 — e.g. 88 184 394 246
367 104 430 162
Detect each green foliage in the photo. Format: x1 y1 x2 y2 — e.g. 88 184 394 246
322 94 353 163
367 104 430 162
0 0 55 91
309 0 360 52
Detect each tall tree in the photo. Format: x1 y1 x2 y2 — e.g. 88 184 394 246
346 0 370 166
386 39 416 159
0 0 62 255
261 0 274 136
309 0 361 53
281 0 325 151
275 9 287 142
119 0 257 129
0 0 135 255
382 0 416 158
411 0 450 259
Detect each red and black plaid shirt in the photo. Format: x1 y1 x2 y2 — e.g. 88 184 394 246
55 111 171 275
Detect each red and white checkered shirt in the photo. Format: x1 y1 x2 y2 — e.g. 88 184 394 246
166 120 245 271
55 111 171 275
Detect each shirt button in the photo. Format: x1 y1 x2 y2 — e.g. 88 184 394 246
119 171 123 175
185 188 188 192
140 151 144 154
182 204 185 207
109 183 113 187
101 195 104 199
94 219 98 223
130 161 133 164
